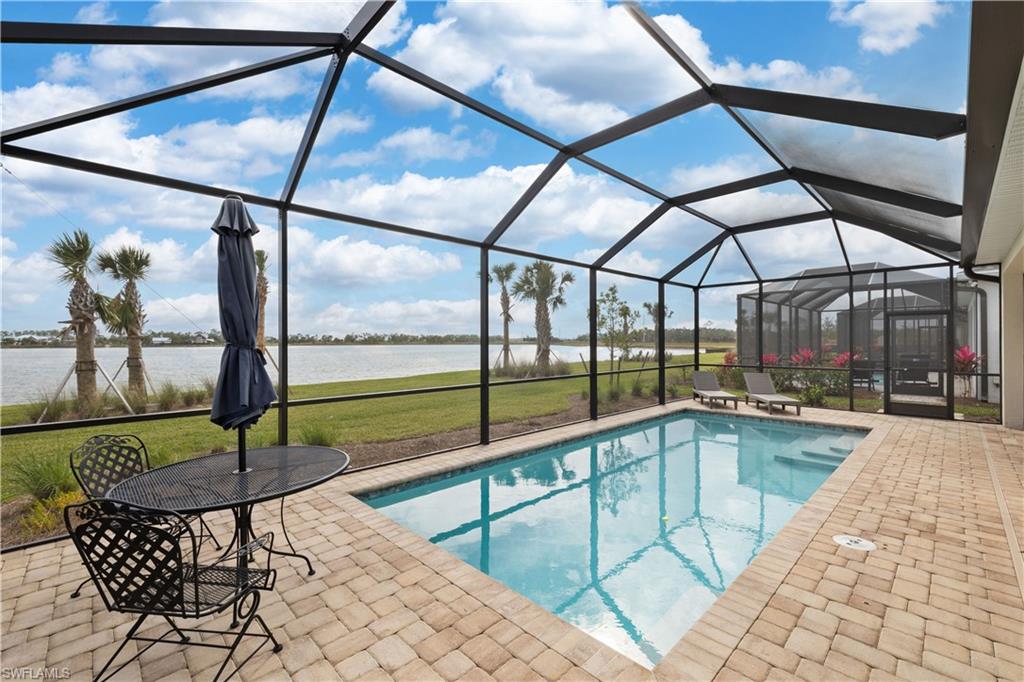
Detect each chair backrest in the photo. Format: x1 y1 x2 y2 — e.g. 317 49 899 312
64 499 194 617
70 435 150 498
692 371 721 392
744 372 776 395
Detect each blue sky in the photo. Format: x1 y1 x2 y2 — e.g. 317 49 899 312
1 1 969 338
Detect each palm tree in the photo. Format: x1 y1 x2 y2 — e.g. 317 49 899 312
642 301 673 360
96 246 151 397
48 230 99 406
490 262 517 372
511 260 575 373
254 249 278 370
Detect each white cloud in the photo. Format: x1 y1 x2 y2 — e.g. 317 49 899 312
369 2 873 137
670 155 776 195
331 125 494 167
75 1 116 24
289 227 462 285
0 239 59 307
148 0 411 50
829 1 950 55
37 2 411 105
312 297 479 336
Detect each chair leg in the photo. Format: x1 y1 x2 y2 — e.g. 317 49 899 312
215 592 280 682
95 614 148 682
71 576 90 598
199 515 223 551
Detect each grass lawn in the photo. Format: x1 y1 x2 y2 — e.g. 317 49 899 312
1 355 713 503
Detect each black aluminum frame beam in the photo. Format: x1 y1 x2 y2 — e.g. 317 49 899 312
567 90 711 155
281 52 348 204
731 211 832 234
1 47 333 144
791 168 962 217
715 84 967 140
592 202 673 268
280 1 393 205
672 169 789 205
662 233 728 282
484 152 570 245
1 21 342 47
1 143 280 210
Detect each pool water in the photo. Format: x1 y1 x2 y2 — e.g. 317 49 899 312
363 412 865 667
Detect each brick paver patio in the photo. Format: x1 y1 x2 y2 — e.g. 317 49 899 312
1 403 1021 681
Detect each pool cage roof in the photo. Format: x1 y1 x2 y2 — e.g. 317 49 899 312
741 264 954 312
1 1 971 286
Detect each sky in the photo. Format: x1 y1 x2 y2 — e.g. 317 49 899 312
0 1 970 339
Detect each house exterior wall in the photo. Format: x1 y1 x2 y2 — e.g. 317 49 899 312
1001 229 1024 429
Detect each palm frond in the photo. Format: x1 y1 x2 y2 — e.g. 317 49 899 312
47 230 93 283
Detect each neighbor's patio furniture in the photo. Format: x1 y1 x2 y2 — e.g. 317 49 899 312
106 445 349 623
743 372 802 415
65 499 280 682
851 360 877 392
692 371 739 409
68 434 222 598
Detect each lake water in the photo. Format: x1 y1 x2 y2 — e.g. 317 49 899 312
0 344 702 405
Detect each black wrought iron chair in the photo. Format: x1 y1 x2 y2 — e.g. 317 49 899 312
68 434 222 598
65 499 281 682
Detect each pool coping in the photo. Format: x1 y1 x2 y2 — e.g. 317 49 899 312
335 401 891 678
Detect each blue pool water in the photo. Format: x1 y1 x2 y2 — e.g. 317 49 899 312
363 412 865 667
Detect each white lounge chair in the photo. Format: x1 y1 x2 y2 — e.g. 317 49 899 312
743 372 801 415
692 371 739 409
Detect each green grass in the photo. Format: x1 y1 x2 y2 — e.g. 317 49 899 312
0 355 703 502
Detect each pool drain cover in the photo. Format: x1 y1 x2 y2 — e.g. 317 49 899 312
833 534 876 551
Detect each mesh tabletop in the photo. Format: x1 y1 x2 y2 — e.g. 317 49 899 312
107 446 349 514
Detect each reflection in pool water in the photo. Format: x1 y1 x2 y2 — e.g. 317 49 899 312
364 412 863 666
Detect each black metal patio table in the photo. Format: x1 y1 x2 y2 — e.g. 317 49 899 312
108 445 349 622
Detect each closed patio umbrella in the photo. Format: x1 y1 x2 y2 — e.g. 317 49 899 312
209 195 276 472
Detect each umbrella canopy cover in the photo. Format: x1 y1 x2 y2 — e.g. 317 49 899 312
209 196 277 430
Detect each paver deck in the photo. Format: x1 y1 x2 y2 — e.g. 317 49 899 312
2 402 1021 681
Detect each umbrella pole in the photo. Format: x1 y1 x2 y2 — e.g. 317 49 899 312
238 426 247 473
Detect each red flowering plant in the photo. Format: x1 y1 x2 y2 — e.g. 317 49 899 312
760 353 779 366
953 345 983 398
790 348 816 366
832 351 862 368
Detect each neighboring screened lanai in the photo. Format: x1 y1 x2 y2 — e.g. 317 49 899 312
0 1 1004 428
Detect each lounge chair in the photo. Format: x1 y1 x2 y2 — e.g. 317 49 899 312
691 371 739 409
743 372 801 415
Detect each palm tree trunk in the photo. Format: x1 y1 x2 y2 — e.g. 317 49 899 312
500 289 511 370
257 279 268 352
126 329 145 397
536 300 551 372
125 281 146 397
69 280 98 406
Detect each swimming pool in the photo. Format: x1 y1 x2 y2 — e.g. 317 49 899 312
363 411 865 667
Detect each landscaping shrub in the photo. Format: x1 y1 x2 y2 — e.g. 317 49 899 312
299 423 335 446
8 451 78 501
800 384 827 407
20 490 83 536
157 382 180 411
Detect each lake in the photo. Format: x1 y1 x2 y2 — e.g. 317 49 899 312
0 344 703 405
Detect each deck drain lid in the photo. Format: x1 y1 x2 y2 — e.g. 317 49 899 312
833 534 876 551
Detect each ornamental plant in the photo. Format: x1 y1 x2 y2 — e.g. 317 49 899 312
953 345 983 398
761 353 779 366
833 350 862 368
790 348 816 366
723 350 738 367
